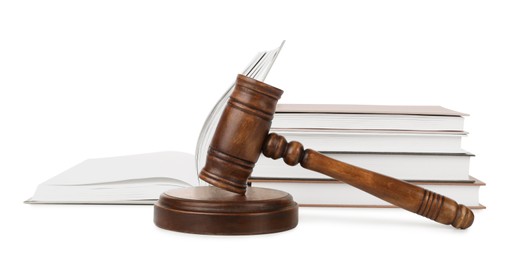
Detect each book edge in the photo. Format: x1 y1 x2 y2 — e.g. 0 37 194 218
298 204 485 209
249 176 485 186
275 104 469 116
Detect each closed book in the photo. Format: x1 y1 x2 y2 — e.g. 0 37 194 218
273 129 466 153
273 104 466 131
249 178 484 208
253 152 473 181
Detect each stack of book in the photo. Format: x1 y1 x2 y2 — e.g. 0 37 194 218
250 104 484 208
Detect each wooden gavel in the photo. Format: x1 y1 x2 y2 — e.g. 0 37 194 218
199 74 474 229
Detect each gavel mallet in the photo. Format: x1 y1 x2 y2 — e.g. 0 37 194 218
154 75 474 235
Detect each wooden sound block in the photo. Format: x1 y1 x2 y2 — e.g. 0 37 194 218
154 186 298 235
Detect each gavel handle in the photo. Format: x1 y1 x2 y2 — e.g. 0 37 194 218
262 133 474 229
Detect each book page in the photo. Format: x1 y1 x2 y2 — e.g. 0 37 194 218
43 151 198 186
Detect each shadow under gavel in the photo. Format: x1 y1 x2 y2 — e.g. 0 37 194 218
154 74 473 235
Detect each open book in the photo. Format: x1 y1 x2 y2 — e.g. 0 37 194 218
27 152 197 204
26 42 285 204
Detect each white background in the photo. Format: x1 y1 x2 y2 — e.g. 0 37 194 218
1 0 515 259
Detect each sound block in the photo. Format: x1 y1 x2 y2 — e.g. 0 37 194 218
154 186 298 235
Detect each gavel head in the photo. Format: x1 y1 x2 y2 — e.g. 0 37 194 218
199 74 283 194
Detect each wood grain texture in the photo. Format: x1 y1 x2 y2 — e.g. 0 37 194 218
262 133 474 229
199 74 283 194
154 186 298 235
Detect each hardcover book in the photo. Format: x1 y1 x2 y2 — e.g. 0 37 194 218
249 178 485 208
273 104 466 131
